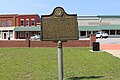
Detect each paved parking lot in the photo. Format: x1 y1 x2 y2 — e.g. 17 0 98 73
96 38 120 44
96 38 120 58
96 38 120 50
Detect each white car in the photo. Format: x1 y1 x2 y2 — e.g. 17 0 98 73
96 32 108 39
30 35 40 40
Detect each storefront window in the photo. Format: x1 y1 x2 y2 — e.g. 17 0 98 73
110 30 115 35
10 32 13 38
93 31 98 34
80 31 86 36
117 30 120 35
20 32 25 37
87 31 91 35
102 30 109 35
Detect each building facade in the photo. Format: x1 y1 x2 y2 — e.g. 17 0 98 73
0 14 41 40
0 14 18 40
1 14 120 40
78 15 120 37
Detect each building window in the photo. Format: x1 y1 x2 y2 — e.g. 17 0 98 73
0 21 3 27
6 20 12 27
20 32 25 37
20 19 24 26
110 30 115 35
80 31 86 36
10 31 13 38
26 19 29 26
117 30 120 35
31 19 35 26
102 30 109 35
0 32 1 38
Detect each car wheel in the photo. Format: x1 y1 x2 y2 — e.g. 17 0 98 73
105 36 108 39
100 35 103 39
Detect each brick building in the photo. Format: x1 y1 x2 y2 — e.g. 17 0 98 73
0 14 41 40
2 14 120 40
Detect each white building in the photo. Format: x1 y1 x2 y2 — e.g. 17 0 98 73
78 15 120 37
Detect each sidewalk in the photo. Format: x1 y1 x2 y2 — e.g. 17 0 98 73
105 50 120 58
100 44 120 58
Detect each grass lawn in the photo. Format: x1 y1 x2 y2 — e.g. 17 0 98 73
0 47 120 80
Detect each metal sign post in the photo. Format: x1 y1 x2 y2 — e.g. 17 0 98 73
58 41 63 80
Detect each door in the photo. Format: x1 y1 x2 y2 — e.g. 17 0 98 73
4 33 6 39
2 32 8 39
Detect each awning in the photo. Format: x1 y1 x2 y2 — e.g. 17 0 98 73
14 26 41 31
78 25 120 31
78 26 101 31
100 25 120 30
0 27 15 30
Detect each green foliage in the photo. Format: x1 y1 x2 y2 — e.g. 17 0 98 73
0 48 120 80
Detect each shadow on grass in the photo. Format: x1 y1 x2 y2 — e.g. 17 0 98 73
67 76 104 80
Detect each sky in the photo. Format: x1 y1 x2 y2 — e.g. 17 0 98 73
0 0 120 16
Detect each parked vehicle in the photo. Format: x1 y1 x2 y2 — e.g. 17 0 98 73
30 34 40 40
96 31 108 39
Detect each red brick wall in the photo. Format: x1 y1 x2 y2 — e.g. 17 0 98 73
0 40 27 47
63 40 90 47
0 40 90 48
0 14 18 27
30 41 57 47
90 34 96 47
0 34 96 48
30 40 90 47
18 14 40 26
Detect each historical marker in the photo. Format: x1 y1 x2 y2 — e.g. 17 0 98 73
41 7 78 80
41 7 78 41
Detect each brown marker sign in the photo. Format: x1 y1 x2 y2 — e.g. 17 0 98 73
41 7 78 41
